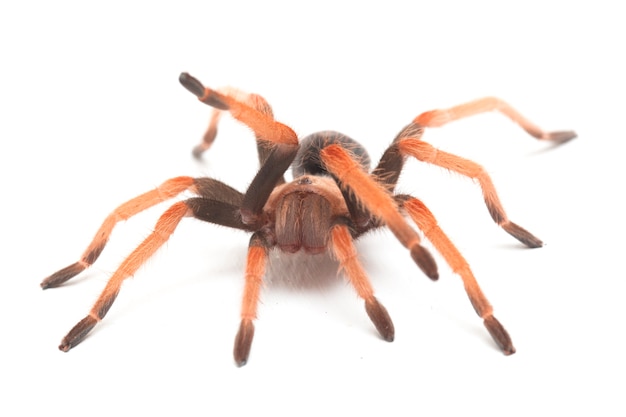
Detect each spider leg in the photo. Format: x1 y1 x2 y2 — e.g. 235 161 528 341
57 193 252 352
192 106 223 158
397 136 543 247
191 86 278 169
374 98 576 248
397 195 515 354
234 232 271 366
57 201 191 351
41 176 198 289
319 144 439 280
180 73 299 227
415 97 576 143
330 222 394 341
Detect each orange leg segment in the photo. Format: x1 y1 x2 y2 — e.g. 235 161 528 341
320 144 438 280
399 196 515 354
415 96 577 143
330 223 394 342
201 90 296 146
233 234 269 366
192 86 277 161
58 201 191 352
179 73 297 147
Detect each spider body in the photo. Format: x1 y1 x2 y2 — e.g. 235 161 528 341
42 73 576 366
268 131 372 254
269 174 344 254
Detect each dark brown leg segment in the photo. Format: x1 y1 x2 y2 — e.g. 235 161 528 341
240 143 299 226
234 319 255 366
192 108 222 159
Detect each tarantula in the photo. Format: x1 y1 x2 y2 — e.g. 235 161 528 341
41 73 576 365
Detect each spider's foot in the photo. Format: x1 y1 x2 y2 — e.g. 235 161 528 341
365 297 395 342
544 130 577 144
192 144 209 159
179 72 205 98
179 73 229 110
234 319 255 367
59 315 99 352
41 262 87 289
411 245 439 280
502 221 543 248
483 315 516 355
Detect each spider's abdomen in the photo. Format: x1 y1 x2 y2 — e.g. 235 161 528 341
292 131 371 178
274 190 333 254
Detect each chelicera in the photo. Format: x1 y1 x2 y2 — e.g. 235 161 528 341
41 73 576 365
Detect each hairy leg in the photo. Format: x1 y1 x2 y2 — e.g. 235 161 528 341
192 107 222 158
398 195 515 354
397 137 543 247
373 98 576 247
57 201 191 351
330 222 394 341
41 176 198 289
319 144 438 280
191 86 279 169
415 96 576 143
233 232 271 366
52 191 253 352
180 73 299 228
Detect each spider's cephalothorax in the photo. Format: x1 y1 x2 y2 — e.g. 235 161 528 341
268 131 372 255
269 174 346 255
41 73 576 365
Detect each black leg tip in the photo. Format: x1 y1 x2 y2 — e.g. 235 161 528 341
365 298 395 342
410 245 439 280
179 72 205 98
41 263 87 289
233 320 255 367
502 222 543 248
547 130 577 144
59 315 99 352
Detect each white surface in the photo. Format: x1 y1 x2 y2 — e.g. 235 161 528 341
1 1 623 415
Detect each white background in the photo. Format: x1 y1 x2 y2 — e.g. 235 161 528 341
1 1 624 415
